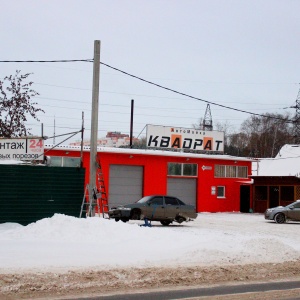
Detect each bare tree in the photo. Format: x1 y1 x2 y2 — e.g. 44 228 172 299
0 70 44 137
239 113 294 158
192 118 204 130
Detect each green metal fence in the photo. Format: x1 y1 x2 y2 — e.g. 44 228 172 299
0 165 85 225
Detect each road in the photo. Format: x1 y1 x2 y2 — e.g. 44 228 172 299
70 280 300 300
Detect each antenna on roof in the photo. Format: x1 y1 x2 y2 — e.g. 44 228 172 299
203 104 213 131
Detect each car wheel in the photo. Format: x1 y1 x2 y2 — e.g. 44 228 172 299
115 218 120 222
121 218 129 223
274 213 286 224
160 220 171 226
131 209 141 220
176 216 186 224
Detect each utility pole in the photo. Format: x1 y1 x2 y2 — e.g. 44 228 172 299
80 111 84 168
294 87 300 144
288 86 300 144
130 99 134 148
89 40 101 212
53 116 56 145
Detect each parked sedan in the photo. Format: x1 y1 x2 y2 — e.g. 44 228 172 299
264 200 300 224
108 195 197 225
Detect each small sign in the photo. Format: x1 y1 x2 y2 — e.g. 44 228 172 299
0 138 44 161
202 165 212 171
211 186 216 195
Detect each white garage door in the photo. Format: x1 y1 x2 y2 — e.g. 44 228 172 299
108 165 143 208
167 178 197 207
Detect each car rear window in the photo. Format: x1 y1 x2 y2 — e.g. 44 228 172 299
177 199 185 205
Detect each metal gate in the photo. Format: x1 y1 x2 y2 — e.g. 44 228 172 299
0 165 85 225
108 165 143 208
167 178 197 207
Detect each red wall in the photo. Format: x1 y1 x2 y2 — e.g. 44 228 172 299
46 148 252 213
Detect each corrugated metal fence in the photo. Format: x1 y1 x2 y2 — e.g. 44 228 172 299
0 165 85 225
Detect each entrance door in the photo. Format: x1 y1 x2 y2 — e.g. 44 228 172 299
269 186 279 208
240 185 250 213
108 165 143 208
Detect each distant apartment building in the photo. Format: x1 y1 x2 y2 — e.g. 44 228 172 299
69 131 139 148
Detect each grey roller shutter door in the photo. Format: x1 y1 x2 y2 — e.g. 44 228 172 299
167 178 197 207
109 165 143 208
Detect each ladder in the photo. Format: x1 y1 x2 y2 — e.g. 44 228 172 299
79 157 109 218
79 184 100 218
96 158 110 218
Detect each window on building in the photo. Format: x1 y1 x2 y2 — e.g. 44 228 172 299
168 163 197 177
226 166 236 177
168 163 181 176
63 157 81 167
48 156 80 168
215 165 248 178
281 186 294 201
217 186 225 198
49 156 62 167
237 166 248 178
183 164 197 176
215 165 225 177
255 186 268 201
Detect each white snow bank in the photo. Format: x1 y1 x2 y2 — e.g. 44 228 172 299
0 213 300 272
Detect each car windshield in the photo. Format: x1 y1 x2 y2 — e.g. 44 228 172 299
286 201 300 208
136 196 153 203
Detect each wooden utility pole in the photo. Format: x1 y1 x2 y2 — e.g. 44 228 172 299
89 40 101 211
80 111 84 168
294 87 300 144
130 99 134 148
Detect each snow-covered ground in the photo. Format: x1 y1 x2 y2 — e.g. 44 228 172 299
1 213 300 272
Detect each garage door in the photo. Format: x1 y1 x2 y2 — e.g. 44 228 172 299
108 165 143 208
167 178 197 207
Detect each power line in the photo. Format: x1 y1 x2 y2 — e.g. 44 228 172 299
0 58 294 123
29 81 295 108
100 62 294 123
0 59 93 63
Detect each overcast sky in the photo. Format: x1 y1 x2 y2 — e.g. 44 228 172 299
1 0 299 144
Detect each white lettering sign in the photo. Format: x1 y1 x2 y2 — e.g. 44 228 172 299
0 138 44 161
146 125 224 152
202 165 212 171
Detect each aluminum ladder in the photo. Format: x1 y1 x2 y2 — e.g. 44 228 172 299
96 158 110 218
79 184 101 218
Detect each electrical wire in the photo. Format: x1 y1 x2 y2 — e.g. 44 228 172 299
100 62 295 123
0 59 93 63
0 58 295 123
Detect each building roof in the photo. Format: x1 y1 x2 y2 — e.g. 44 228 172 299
252 144 300 177
44 144 254 163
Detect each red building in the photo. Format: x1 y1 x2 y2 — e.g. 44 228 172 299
45 145 253 213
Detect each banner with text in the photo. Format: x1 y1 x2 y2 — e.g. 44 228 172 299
0 138 44 161
146 125 224 152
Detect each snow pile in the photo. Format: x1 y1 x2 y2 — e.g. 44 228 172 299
0 213 300 272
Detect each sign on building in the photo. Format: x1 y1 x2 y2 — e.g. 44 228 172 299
146 125 224 152
0 138 44 161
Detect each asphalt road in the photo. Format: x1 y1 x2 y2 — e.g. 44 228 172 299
70 280 300 300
